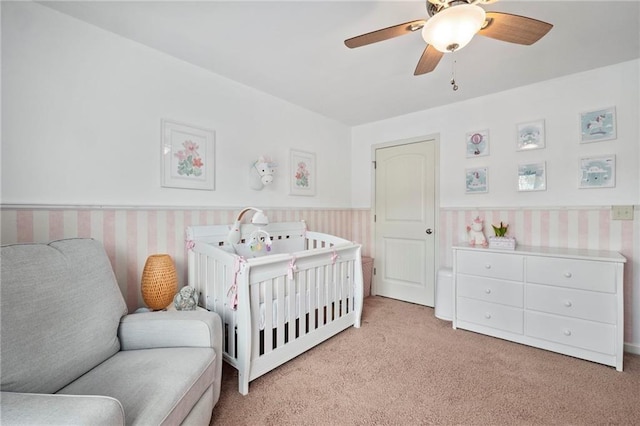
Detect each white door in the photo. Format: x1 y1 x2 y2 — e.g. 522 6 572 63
374 140 436 306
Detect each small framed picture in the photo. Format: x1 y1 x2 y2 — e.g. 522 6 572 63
465 167 488 194
579 155 615 189
580 107 616 143
466 129 489 158
518 162 546 191
516 120 545 151
161 119 215 190
290 149 316 196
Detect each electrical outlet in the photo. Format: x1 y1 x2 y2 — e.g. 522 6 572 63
611 205 634 221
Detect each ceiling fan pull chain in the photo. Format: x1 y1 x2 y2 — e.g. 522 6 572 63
450 59 459 91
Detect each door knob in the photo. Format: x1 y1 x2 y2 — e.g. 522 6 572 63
426 228 433 234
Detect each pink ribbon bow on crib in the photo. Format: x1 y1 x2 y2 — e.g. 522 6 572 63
287 256 297 281
228 256 246 311
185 240 195 251
331 250 339 265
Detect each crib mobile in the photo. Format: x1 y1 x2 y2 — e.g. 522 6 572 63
227 206 274 256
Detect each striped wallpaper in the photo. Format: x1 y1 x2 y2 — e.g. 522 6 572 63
0 207 372 313
2 205 638 348
440 207 639 345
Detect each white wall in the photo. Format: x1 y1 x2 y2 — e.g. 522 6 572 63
351 60 640 208
350 60 640 351
1 2 351 209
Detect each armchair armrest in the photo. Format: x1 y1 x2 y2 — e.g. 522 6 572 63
118 310 222 351
119 309 224 406
1 391 124 426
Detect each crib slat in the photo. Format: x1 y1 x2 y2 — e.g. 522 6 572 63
276 276 286 348
341 261 349 316
264 279 274 354
308 268 317 331
326 265 334 324
287 272 296 344
250 281 261 360
298 271 307 338
316 266 325 326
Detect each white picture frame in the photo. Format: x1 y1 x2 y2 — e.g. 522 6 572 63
518 162 547 191
579 155 615 189
466 129 490 158
465 167 488 194
290 150 316 196
580 106 616 143
161 119 215 190
516 120 545 151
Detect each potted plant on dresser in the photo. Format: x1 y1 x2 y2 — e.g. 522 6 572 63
488 222 516 250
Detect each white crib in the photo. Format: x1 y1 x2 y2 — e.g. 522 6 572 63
186 221 363 395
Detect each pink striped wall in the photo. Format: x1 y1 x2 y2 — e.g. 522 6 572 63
439 207 639 344
1 207 373 312
2 205 638 348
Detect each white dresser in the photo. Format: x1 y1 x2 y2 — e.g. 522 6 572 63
452 244 626 371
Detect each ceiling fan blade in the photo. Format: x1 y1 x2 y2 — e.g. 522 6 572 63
414 45 444 75
345 20 426 48
479 12 553 45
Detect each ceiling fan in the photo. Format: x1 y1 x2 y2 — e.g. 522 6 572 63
344 0 553 76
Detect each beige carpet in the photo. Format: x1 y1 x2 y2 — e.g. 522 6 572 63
211 296 640 425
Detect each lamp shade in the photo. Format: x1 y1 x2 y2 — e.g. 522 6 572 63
422 4 486 53
141 254 178 310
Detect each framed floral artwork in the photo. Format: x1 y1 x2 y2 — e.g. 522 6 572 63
518 162 546 191
466 129 490 158
290 149 316 196
579 155 615 188
580 107 616 143
465 167 488 194
161 119 215 190
516 120 545 151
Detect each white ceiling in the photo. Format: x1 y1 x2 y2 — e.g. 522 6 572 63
40 0 640 126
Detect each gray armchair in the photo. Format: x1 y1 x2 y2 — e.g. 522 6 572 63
1 238 223 425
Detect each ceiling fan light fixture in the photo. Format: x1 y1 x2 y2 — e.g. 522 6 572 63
421 4 487 53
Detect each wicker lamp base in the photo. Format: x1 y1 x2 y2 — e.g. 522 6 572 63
141 254 178 310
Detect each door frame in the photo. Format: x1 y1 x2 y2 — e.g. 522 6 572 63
370 134 441 298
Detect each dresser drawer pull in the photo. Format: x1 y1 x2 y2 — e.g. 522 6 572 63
484 313 492 319
563 329 572 336
564 272 572 278
485 264 492 269
564 300 572 307
485 288 492 294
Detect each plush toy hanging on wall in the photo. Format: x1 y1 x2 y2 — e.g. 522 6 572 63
249 155 277 190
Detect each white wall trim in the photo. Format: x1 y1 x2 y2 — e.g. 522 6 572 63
624 342 640 356
441 205 639 211
0 204 362 211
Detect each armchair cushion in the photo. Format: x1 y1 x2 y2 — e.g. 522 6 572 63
57 347 216 425
0 392 125 426
1 239 127 394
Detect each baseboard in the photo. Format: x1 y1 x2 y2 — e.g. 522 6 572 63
624 342 640 355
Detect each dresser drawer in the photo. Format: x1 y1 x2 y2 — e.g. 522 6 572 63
456 251 524 281
526 284 616 324
525 312 615 355
457 275 523 308
457 297 523 334
526 257 616 293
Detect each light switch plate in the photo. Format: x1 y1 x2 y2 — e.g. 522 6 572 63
611 205 634 220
